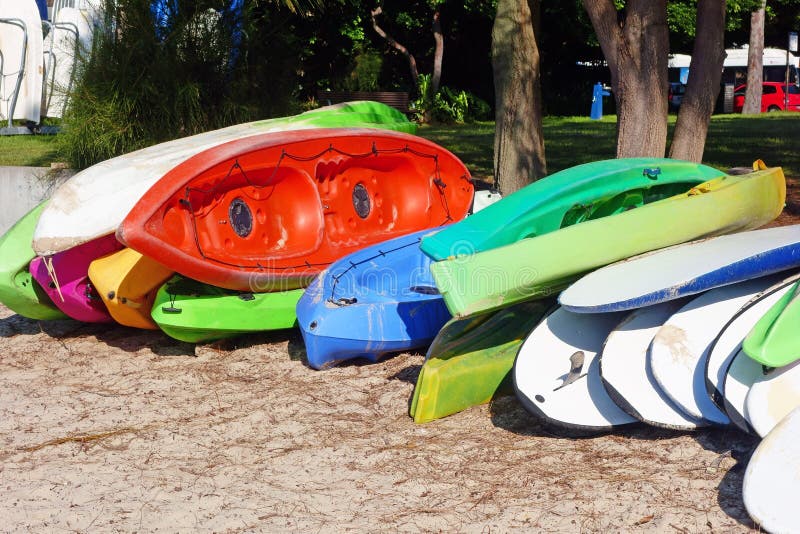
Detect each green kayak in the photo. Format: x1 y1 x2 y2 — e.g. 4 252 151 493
410 300 552 423
254 100 417 134
151 276 303 343
743 280 800 367
0 202 68 320
431 166 786 319
420 158 725 261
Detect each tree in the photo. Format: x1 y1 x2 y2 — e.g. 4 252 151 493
670 0 727 162
582 0 670 158
742 0 766 114
370 3 444 95
492 0 546 194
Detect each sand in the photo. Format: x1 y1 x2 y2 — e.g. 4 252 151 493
0 302 760 532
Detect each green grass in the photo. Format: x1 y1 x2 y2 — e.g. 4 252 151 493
420 113 800 181
0 134 61 167
1 113 797 180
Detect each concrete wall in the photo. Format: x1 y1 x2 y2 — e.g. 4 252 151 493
0 167 74 236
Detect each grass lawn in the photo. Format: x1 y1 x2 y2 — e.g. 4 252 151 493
0 113 797 180
420 113 800 181
0 134 60 167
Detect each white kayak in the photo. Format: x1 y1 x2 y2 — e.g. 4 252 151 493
648 277 783 425
745 359 800 437
743 405 800 533
32 102 415 255
42 7 93 118
0 0 43 123
514 307 635 433
560 226 800 313
599 299 705 430
703 276 799 432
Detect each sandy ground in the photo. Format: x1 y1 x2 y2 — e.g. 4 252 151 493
0 302 761 532
6 176 798 532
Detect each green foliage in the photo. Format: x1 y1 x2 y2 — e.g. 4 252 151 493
57 0 301 169
412 73 491 124
343 47 383 91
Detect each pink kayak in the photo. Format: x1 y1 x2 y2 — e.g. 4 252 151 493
30 234 123 322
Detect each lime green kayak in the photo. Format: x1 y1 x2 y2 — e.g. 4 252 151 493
263 100 417 134
410 300 552 423
421 158 725 261
0 203 68 320
431 166 786 319
743 280 800 367
151 276 302 343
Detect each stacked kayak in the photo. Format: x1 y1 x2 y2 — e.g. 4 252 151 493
117 128 473 292
151 276 304 343
0 202 67 320
33 101 418 256
296 227 451 370
88 249 174 330
431 163 785 319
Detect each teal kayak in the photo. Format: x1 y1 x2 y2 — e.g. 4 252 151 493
421 158 725 261
431 165 786 319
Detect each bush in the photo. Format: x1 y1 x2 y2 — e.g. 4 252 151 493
57 0 301 169
412 74 492 124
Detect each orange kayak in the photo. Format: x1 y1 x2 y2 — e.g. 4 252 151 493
118 128 473 292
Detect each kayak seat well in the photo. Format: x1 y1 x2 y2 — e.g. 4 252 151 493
558 181 698 229
169 166 324 264
316 155 437 246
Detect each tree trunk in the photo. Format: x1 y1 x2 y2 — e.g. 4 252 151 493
742 1 766 114
370 7 419 89
431 11 443 95
670 0 726 162
583 0 669 158
492 0 546 194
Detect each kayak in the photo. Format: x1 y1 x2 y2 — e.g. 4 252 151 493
118 128 474 292
151 276 303 343
431 163 785 319
33 101 418 256
88 248 174 329
0 202 67 320
742 279 800 367
29 233 123 322
409 300 552 423
296 227 451 370
420 158 725 261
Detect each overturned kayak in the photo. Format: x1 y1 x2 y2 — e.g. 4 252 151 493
119 128 473 292
431 163 785 319
88 248 175 330
33 101 418 256
742 279 800 367
0 203 67 320
296 227 451 370
420 158 724 261
29 233 123 323
151 276 303 343
409 300 552 423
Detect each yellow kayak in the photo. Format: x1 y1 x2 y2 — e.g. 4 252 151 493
88 248 174 329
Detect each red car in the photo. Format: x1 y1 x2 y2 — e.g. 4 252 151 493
733 82 800 112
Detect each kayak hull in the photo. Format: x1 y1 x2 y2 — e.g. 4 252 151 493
88 248 174 329
0 203 67 320
151 276 302 343
296 228 451 370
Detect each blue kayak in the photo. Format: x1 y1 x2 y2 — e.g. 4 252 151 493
296 227 451 370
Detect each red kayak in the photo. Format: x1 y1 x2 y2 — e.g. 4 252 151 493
118 128 473 292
